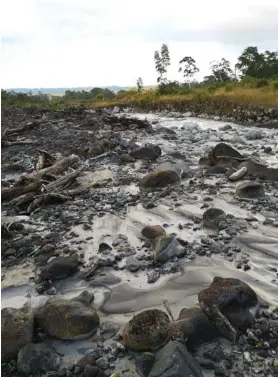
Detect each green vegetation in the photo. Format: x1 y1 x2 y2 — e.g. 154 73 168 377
2 45 278 109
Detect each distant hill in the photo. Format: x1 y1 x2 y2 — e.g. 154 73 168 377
5 85 155 95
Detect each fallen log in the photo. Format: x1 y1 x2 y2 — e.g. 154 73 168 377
27 154 80 181
10 192 37 207
2 181 41 201
43 165 86 193
27 193 71 213
2 139 37 148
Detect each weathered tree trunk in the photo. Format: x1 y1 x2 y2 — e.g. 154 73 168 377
2 181 41 201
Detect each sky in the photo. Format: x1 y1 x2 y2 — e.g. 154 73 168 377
1 0 278 88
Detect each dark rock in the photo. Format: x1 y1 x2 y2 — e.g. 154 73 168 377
135 352 155 377
219 124 232 131
147 270 160 284
155 126 176 135
130 144 162 160
74 290 95 304
35 298 100 340
98 243 112 254
123 309 171 350
1 307 34 362
172 307 220 351
235 181 265 198
125 256 141 272
119 153 136 163
40 255 79 280
199 143 243 166
153 236 186 263
17 343 61 376
77 355 97 371
203 208 227 229
99 321 120 340
264 146 272 153
139 171 180 192
83 365 105 377
198 277 259 331
148 340 204 377
141 225 166 240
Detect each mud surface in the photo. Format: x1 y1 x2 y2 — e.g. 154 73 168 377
1 108 278 376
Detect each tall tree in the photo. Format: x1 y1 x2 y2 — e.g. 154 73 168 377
179 57 199 87
210 58 234 82
236 46 278 79
154 44 171 83
136 77 143 92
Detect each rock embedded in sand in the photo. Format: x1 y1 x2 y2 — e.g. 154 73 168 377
39 255 79 281
17 343 61 376
118 153 136 163
123 309 171 351
153 236 186 263
198 277 259 331
35 298 100 340
1 307 34 362
130 143 162 160
235 181 265 199
203 208 227 229
148 340 204 377
141 225 166 240
139 170 180 192
83 365 105 377
125 256 142 272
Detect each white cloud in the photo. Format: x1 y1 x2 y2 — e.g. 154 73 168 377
1 0 278 88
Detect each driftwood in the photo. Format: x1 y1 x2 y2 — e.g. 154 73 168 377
35 149 56 170
2 181 41 201
27 193 71 213
43 165 86 193
10 192 38 207
27 154 80 181
2 139 37 148
3 122 37 138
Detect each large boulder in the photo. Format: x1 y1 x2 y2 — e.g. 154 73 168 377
198 277 259 333
141 225 166 240
235 181 265 198
148 340 204 377
130 144 162 160
35 298 100 340
123 309 171 351
139 171 180 192
171 307 220 352
199 143 244 166
245 128 262 140
153 236 186 263
39 255 79 281
17 343 61 376
1 307 34 362
202 208 227 229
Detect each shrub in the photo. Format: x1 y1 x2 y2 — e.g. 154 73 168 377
207 84 218 93
273 81 278 90
158 81 181 95
255 79 269 88
224 83 234 92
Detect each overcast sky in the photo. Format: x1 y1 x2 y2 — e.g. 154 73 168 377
1 0 278 88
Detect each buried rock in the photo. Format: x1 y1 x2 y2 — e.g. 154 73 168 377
203 208 227 229
198 277 259 340
130 144 162 160
123 309 171 351
1 307 34 362
148 340 204 377
141 225 166 240
17 343 61 376
153 236 186 263
35 298 100 340
235 181 265 198
139 170 180 192
39 255 79 281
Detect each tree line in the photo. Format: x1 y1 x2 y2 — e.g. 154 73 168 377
136 45 278 92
